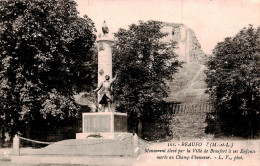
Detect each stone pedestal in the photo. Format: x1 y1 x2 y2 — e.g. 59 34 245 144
76 112 127 139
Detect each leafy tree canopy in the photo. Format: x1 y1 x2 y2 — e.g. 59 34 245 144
0 0 96 138
205 25 260 138
112 21 179 131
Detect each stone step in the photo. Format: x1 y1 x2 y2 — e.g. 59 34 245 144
11 133 148 165
34 137 133 156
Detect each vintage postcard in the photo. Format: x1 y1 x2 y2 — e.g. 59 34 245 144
0 0 259 165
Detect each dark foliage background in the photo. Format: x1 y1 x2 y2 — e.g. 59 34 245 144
112 21 179 139
205 25 260 138
0 0 96 143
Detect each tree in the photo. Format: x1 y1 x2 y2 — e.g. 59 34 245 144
205 25 260 138
0 0 96 140
112 21 179 137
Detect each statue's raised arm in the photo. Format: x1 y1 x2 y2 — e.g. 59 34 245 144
111 74 117 83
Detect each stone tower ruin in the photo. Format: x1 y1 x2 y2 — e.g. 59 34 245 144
161 22 206 63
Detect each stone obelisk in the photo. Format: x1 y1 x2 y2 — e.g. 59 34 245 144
96 21 114 112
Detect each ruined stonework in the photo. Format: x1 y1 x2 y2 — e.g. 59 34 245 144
161 22 206 63
162 22 209 103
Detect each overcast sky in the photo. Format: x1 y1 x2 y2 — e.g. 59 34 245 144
75 0 260 54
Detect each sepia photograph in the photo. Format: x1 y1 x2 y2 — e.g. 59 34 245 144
0 0 259 165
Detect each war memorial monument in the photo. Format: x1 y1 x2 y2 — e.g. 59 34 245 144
76 21 128 139
11 22 146 166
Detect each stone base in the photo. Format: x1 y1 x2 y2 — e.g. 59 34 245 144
11 133 149 166
76 112 127 139
32 133 146 156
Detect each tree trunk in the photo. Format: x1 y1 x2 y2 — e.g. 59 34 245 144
1 127 6 147
137 118 142 138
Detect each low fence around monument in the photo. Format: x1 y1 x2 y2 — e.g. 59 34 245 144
12 133 147 157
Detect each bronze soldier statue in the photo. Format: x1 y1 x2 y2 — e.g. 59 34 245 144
94 74 117 112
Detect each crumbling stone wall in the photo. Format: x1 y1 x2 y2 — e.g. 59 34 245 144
161 22 206 64
189 30 207 63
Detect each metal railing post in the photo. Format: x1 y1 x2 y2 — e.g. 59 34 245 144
133 133 140 158
13 134 20 156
